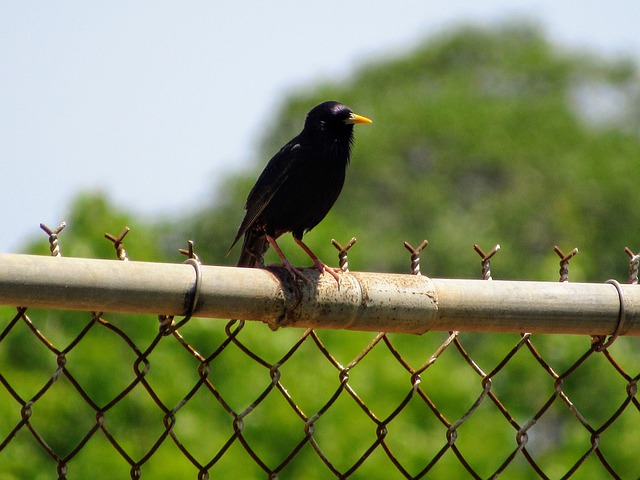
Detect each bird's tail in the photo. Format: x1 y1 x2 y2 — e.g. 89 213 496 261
235 229 269 267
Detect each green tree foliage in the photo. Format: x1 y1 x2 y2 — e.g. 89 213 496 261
4 22 640 479
189 23 640 282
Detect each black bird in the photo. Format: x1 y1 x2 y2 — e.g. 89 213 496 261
227 100 372 281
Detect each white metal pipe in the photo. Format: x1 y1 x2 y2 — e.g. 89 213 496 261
0 254 636 336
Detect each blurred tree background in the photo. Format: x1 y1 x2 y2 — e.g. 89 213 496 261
2 22 640 479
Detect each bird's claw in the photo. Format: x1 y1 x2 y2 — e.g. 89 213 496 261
312 260 342 285
280 259 342 286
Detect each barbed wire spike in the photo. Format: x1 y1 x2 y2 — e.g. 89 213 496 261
105 227 131 261
39 222 66 257
404 239 429 276
624 247 639 285
331 237 357 272
178 240 201 264
554 245 579 282
473 244 500 280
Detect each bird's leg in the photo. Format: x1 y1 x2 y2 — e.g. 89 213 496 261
265 234 307 281
293 237 342 284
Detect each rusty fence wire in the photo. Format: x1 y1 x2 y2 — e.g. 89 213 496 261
1 224 639 479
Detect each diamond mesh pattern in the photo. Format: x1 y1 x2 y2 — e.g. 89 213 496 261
1 307 638 479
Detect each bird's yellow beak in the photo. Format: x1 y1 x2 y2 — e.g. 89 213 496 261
345 112 373 125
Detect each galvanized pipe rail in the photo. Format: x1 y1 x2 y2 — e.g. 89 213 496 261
0 253 636 336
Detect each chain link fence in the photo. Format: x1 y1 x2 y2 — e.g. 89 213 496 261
1 224 639 479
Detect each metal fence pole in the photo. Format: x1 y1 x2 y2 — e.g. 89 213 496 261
0 253 636 336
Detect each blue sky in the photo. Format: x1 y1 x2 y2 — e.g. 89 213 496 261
1 2 639 253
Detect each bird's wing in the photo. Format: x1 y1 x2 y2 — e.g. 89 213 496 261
227 141 301 253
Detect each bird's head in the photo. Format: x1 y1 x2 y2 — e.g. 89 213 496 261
304 101 372 138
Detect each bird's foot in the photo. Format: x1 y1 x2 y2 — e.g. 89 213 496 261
291 237 342 286
311 260 342 285
280 259 342 286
